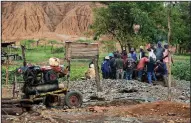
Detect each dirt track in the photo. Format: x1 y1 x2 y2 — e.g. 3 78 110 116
2 101 190 123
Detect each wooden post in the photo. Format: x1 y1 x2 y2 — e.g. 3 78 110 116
66 59 71 89
21 45 26 66
13 74 17 98
65 42 71 89
5 56 9 86
167 2 172 101
93 56 102 92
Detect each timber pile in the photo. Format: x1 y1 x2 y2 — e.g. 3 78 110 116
2 98 25 115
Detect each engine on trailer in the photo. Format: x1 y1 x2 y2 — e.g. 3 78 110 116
16 58 83 108
17 58 68 96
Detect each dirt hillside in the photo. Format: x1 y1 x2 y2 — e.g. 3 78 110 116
2 2 105 41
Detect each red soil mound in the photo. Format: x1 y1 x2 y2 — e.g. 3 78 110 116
2 2 105 41
127 101 190 118
88 101 190 122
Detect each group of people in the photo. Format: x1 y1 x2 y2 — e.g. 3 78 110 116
101 41 173 84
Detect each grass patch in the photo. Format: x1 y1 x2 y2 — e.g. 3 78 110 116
70 61 88 80
172 60 190 81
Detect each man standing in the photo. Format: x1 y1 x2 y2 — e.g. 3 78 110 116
154 41 165 61
109 52 117 79
130 48 137 61
115 54 124 79
126 54 136 80
147 54 157 84
121 51 128 79
101 56 111 79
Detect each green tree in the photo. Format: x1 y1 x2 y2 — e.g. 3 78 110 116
170 2 190 53
92 2 167 51
92 2 190 53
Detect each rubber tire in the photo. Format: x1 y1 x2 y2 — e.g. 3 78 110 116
64 91 83 108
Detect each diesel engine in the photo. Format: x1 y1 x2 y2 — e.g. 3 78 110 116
18 58 68 97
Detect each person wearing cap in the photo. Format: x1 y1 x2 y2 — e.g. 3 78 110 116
130 48 137 61
154 41 165 61
108 53 114 58
138 46 145 60
101 56 111 79
115 54 124 79
125 53 136 80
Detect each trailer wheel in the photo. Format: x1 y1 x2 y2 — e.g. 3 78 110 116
65 91 83 108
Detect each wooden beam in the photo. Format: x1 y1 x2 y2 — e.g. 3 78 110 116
2 99 21 104
66 60 71 89
167 2 172 101
2 107 23 115
5 56 9 85
13 74 17 98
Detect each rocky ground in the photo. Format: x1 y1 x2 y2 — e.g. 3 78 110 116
69 79 190 105
2 79 190 123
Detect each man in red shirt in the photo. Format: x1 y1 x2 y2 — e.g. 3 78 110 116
137 55 149 81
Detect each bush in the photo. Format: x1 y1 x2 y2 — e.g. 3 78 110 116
172 60 190 81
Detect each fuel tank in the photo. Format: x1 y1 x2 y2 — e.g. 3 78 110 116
24 83 59 95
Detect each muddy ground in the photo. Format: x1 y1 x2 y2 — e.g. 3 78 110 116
2 79 190 123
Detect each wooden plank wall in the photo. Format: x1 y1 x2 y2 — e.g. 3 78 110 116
65 41 102 92
65 42 99 59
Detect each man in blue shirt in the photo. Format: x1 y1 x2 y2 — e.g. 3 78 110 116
130 48 137 61
147 57 157 84
101 56 111 79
